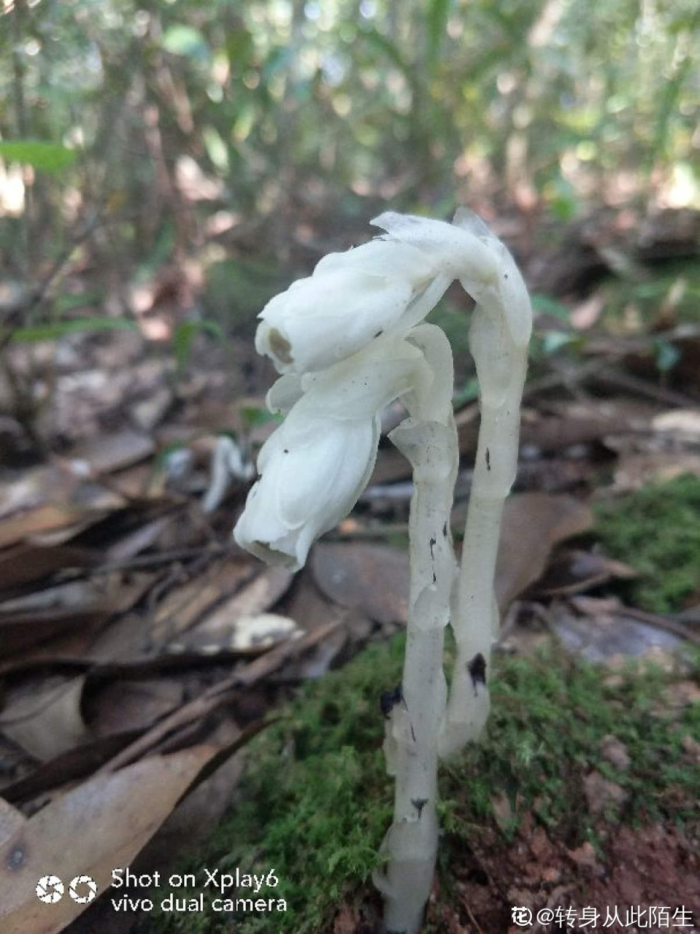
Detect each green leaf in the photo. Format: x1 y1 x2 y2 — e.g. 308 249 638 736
11 317 137 342
531 294 571 321
172 319 224 372
54 291 103 313
161 25 209 61
240 406 283 429
542 331 578 355
203 126 229 172
0 140 76 173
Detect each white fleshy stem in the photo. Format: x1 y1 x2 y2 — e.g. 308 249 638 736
374 325 458 934
439 306 529 759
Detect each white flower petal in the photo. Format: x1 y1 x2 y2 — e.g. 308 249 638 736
266 373 304 414
315 239 436 285
275 420 372 528
233 336 423 570
297 348 423 420
371 211 500 285
233 417 379 570
256 268 414 373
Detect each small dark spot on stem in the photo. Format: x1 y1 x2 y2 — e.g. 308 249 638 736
283 449 289 454
504 273 509 279
486 448 491 471
443 521 448 537
429 536 436 558
468 652 487 695
410 723 416 743
411 798 428 818
432 571 437 584
374 329 384 338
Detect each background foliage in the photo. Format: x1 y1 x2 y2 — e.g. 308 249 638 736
1 0 698 289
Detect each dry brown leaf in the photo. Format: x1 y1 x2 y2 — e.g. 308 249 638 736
550 598 684 662
184 565 293 642
151 558 255 647
103 515 172 564
133 720 244 872
182 613 299 655
85 612 156 665
0 744 217 934
0 575 147 664
100 621 341 772
536 548 637 597
68 429 155 475
0 580 105 616
0 466 77 522
286 575 343 634
85 678 184 737
0 800 25 847
0 731 143 805
0 624 104 674
311 542 409 624
612 452 700 491
0 543 99 593
283 575 357 678
652 408 700 440
0 607 108 661
0 675 89 761
0 504 98 550
495 493 594 614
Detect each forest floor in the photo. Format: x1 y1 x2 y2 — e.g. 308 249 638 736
0 207 699 934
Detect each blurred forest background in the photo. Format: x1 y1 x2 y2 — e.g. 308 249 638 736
1 4 700 931
1 0 699 457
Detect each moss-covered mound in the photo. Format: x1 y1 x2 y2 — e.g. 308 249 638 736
150 636 700 933
595 474 700 614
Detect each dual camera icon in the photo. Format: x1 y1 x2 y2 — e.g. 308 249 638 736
35 874 98 906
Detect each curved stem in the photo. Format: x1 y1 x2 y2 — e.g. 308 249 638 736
440 309 528 758
375 326 457 934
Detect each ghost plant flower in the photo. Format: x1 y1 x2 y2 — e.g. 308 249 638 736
255 213 502 376
234 338 429 570
233 208 532 934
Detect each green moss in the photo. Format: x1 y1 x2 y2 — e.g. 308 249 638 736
594 474 700 613
149 637 699 933
441 648 699 843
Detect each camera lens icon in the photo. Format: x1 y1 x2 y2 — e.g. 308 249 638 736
36 874 98 905
36 876 64 904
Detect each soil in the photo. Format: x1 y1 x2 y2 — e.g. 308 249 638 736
332 817 700 934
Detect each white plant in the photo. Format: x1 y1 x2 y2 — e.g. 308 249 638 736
234 208 532 934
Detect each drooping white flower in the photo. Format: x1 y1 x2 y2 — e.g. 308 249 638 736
238 207 532 572
255 210 530 377
255 239 438 375
232 412 378 570
233 339 428 570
